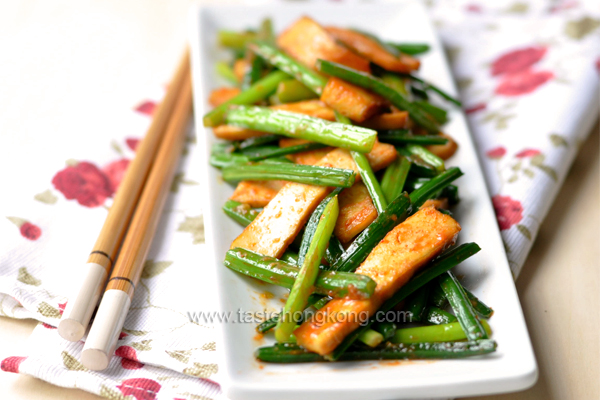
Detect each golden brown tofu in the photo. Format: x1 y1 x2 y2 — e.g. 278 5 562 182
208 87 242 107
364 139 397 171
320 78 385 122
212 100 336 141
230 145 396 257
277 17 371 73
335 182 378 244
288 148 333 166
361 111 409 130
420 198 449 210
294 207 461 355
426 133 458 160
326 27 420 73
230 180 287 208
233 58 249 83
272 100 336 121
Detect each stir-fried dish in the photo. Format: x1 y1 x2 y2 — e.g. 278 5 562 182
203 16 496 363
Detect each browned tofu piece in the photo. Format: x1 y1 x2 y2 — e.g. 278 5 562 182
420 198 449 210
229 180 287 208
230 144 396 257
295 208 461 355
361 111 409 130
288 148 333 166
320 77 385 122
334 182 378 244
426 133 458 160
233 59 248 83
272 100 335 121
364 139 397 171
212 100 336 141
208 87 242 107
277 17 371 73
326 27 420 73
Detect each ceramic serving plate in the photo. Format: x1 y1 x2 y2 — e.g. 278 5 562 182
189 2 537 399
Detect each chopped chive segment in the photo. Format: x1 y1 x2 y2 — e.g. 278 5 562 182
414 101 449 124
222 162 356 188
406 284 431 322
222 200 261 227
357 329 384 347
271 79 318 104
380 155 412 203
215 61 239 85
408 167 462 210
439 271 489 341
276 196 339 342
250 40 328 95
203 70 289 127
256 294 325 334
218 30 257 50
379 130 449 146
325 235 345 267
238 134 282 150
316 60 439 133
224 248 376 299
372 321 397 340
241 142 327 161
391 320 491 344
256 340 497 363
399 74 462 106
225 105 377 152
425 306 457 325
402 144 445 175
387 43 430 56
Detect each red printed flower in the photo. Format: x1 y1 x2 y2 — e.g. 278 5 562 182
515 149 541 158
135 101 157 116
492 195 524 230
126 138 141 152
492 47 547 76
486 146 507 159
102 159 131 194
118 332 129 340
42 323 56 329
52 162 112 207
1 356 27 373
465 103 486 114
117 378 161 400
595 57 600 72
465 4 482 12
58 301 67 315
495 69 554 96
20 222 42 240
115 346 144 370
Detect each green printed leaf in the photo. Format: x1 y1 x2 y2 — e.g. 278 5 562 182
100 385 134 400
122 328 149 336
550 134 568 147
516 224 532 240
201 341 216 351
178 215 205 244
536 164 558 181
530 153 546 167
183 362 218 379
523 168 535 178
166 349 192 364
141 260 173 279
111 140 124 156
17 267 41 286
61 351 87 371
171 172 199 193
6 216 26 228
131 339 152 351
506 2 529 13
34 190 58 204
565 17 600 40
38 301 61 318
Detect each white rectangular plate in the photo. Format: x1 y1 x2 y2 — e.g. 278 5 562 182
190 2 537 399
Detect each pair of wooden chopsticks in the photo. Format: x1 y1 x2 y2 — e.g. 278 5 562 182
58 49 193 371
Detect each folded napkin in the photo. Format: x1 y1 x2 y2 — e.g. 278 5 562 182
0 0 598 399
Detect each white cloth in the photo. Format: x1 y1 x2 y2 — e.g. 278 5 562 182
0 0 598 399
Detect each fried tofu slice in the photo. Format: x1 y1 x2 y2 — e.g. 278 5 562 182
229 180 288 208
364 139 397 171
230 144 396 257
320 78 385 122
212 100 336 140
277 17 371 73
335 182 378 244
360 111 409 130
426 133 458 160
294 207 461 355
233 58 249 83
208 87 242 107
326 27 420 73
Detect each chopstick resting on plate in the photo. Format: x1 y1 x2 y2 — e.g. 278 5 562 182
81 66 193 371
58 50 190 342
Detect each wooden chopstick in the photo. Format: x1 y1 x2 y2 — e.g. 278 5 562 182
58 49 190 342
81 67 193 371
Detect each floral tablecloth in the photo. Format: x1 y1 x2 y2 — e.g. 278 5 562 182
0 0 598 399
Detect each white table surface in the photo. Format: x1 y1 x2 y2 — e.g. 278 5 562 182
0 1 598 399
